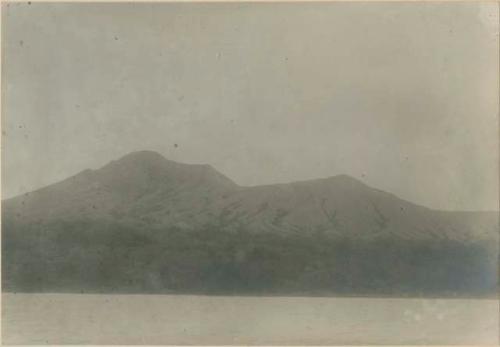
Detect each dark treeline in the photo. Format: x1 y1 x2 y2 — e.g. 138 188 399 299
2 219 497 297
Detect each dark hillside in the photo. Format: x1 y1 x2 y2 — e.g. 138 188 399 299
2 151 498 296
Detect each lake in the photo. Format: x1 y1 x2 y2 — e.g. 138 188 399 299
2 293 498 345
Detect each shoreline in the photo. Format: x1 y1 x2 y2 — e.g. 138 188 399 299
3 290 498 301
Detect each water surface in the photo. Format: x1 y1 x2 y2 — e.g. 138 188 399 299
2 293 498 345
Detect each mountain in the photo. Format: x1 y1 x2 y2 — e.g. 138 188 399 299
2 151 498 296
3 151 237 225
4 150 497 241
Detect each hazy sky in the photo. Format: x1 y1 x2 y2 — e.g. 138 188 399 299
2 2 498 211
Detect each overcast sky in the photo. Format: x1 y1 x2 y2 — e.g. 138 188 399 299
2 2 498 211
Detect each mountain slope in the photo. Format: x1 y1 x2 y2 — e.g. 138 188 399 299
2 151 498 296
4 151 497 242
3 151 238 226
211 176 497 242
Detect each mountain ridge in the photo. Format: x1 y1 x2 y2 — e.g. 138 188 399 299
6 150 496 212
3 150 498 242
2 150 498 296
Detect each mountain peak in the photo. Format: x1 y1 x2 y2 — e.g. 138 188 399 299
312 174 367 188
330 174 362 182
3 150 498 246
97 151 238 193
112 150 169 165
99 151 170 179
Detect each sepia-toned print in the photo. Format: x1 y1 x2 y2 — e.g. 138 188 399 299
1 2 499 345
